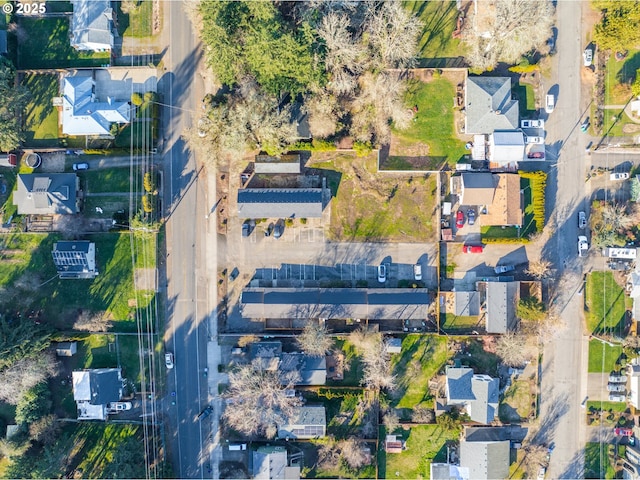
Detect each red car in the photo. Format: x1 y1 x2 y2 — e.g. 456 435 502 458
463 245 484 253
615 427 633 437
456 210 465 228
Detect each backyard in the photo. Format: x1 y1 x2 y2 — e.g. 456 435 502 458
605 50 640 105
16 17 110 69
584 442 617 479
588 339 623 373
116 0 155 38
499 380 534 423
308 153 438 242
21 73 60 147
585 271 631 335
440 313 482 333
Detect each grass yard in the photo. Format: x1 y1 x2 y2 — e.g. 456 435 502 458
328 339 364 387
600 107 634 138
513 82 536 116
605 50 640 105
21 73 60 147
499 380 534 423
390 78 467 168
79 167 133 193
115 120 156 148
83 195 130 219
117 0 154 38
584 442 617 479
404 1 466 60
588 339 623 373
441 313 482 332
586 401 628 413
379 425 459 479
16 17 110 69
391 334 449 409
294 441 376 479
309 153 438 242
481 226 520 239
305 388 374 439
585 271 631 335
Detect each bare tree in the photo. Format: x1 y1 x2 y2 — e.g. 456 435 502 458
348 328 396 390
297 322 334 357
304 90 342 139
521 443 548 478
340 437 371 469
411 405 435 424
29 414 61 445
120 0 138 14
463 0 555 70
495 332 532 367
223 364 303 438
73 312 113 332
383 408 400 433
526 259 553 280
0 354 59 404
603 202 633 232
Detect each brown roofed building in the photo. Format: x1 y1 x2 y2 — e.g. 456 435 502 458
481 174 522 227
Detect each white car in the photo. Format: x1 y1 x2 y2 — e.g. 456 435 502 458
109 402 132 412
545 94 555 114
538 466 546 480
578 236 589 257
377 264 386 283
583 47 593 67
609 393 626 402
521 119 544 129
413 264 422 281
609 374 627 383
578 211 587 229
610 172 630 181
525 135 544 145
607 383 626 393
165 352 174 369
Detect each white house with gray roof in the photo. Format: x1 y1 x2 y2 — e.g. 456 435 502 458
71 0 114 51
72 368 123 420
278 406 326 439
13 173 78 215
62 72 131 136
485 281 519 334
465 77 519 135
445 366 499 424
253 445 300 480
459 438 510 480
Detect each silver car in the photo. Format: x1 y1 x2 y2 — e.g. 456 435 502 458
607 383 625 392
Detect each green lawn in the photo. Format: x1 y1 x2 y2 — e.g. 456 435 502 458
513 82 536 116
481 226 520 239
328 339 365 387
115 120 156 148
21 73 60 147
391 335 449 409
117 0 154 38
605 49 640 105
83 195 130 219
588 339 623 373
584 442 617 479
586 401 628 413
441 313 481 332
404 1 466 60
17 17 110 69
392 78 467 167
499 380 533 423
585 271 631 335
601 107 634 138
379 425 459 479
78 167 133 193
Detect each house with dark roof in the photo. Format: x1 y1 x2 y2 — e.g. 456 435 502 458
72 368 123 420
278 406 326 439
253 445 301 480
240 288 432 321
485 281 519 334
52 241 98 279
280 353 327 385
465 77 519 135
445 366 499 424
459 437 510 480
249 341 283 371
71 0 114 51
237 189 324 219
13 173 78 215
458 173 522 227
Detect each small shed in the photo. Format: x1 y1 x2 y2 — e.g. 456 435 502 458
56 341 78 357
385 435 404 453
386 338 402 354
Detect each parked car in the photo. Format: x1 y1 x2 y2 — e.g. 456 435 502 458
609 374 627 383
583 47 594 67
467 208 476 226
455 210 464 228
607 383 626 392
494 265 515 274
537 466 546 480
615 427 634 437
521 119 544 129
165 352 174 369
527 151 545 159
242 222 250 237
545 94 555 114
463 245 484 253
578 211 587 229
580 117 590 132
585 141 593 153
413 264 422 281
377 264 387 283
578 236 589 257
73 162 89 171
609 393 626 402
273 220 284 239
264 223 274 237
196 405 214 421
525 135 544 144
610 172 630 181
109 402 132 412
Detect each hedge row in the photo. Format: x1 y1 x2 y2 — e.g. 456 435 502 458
519 170 547 233
483 237 530 244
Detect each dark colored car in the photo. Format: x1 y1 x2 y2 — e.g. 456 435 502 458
581 117 590 132
467 208 476 226
264 223 274 237
196 405 214 421
242 223 250 237
456 210 464 228
273 220 284 239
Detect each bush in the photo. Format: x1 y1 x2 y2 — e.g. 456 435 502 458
285 218 294 227
142 194 155 214
143 92 158 104
300 218 307 224
131 92 143 106
16 383 51 426
291 140 337 152
482 237 530 244
519 171 547 233
353 141 373 157
143 172 156 194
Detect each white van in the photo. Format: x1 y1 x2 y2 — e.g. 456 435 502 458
229 444 247 451
545 94 555 114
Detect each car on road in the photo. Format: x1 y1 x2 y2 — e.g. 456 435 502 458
580 117 590 132
377 264 387 283
545 94 555 114
615 427 634 437
521 119 544 129
273 220 284 239
583 46 593 67
196 405 214 421
413 264 422 281
609 373 627 383
578 236 589 257
109 402 132 412
494 264 515 274
467 208 476 225
73 162 89 171
456 210 464 228
578 211 587 229
463 245 484 253
610 172 630 181
585 141 593 153
537 466 546 480
609 393 626 402
165 352 174 369
527 151 545 159
607 383 626 392
581 396 589 408
525 135 544 144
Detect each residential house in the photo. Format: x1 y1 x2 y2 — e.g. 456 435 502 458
485 281 519 334
254 154 302 174
459 438 510 480
459 173 496 206
277 406 326 439
253 445 301 480
52 241 98 279
465 77 519 135
430 463 469 480
55 341 78 357
488 130 525 169
249 341 283 371
628 361 640 410
445 366 499 424
463 425 528 443
70 0 114 51
240 288 432 321
13 174 78 215
72 368 124 420
280 353 326 386
457 173 522 227
623 439 640 480
237 189 324 219
455 291 480 316
62 72 131 136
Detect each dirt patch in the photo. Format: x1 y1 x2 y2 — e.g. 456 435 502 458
623 123 640 133
38 152 66 172
134 268 157 291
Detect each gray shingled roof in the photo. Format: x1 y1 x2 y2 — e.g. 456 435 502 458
446 366 475 402
72 368 122 405
255 154 301 174
253 446 288 480
241 288 432 320
237 189 323 219
486 281 519 334
13 174 78 215
446 367 499 424
71 0 113 50
460 173 496 206
455 291 480 316
278 406 326 439
280 353 326 385
465 76 519 134
460 440 510 480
